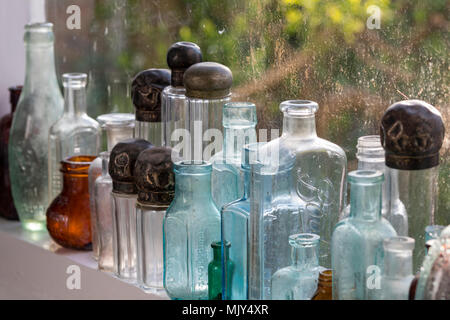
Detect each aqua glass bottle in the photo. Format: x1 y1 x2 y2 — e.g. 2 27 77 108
380 236 415 300
425 225 445 243
332 170 397 300
271 233 320 300
163 161 221 300
208 241 234 300
211 102 257 210
9 23 64 231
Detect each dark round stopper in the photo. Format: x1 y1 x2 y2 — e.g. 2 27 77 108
380 100 445 170
167 42 202 87
131 68 171 122
109 138 153 194
134 147 175 206
183 62 232 99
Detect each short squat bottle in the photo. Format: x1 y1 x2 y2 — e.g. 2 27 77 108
208 241 234 300
312 269 332 300
109 138 153 281
46 156 96 250
211 102 257 209
271 234 320 300
380 236 415 300
332 170 397 300
9 23 64 231
131 69 171 146
135 147 175 292
163 161 221 300
48 73 100 204
162 42 202 152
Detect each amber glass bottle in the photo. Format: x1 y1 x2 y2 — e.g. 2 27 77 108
46 156 95 250
312 269 332 300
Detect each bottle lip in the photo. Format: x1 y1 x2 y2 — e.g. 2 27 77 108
97 113 135 129
383 236 415 251
289 233 320 247
60 155 96 174
280 100 318 116
174 161 212 174
62 73 88 88
25 22 53 31
348 170 384 184
318 269 332 282
211 241 231 249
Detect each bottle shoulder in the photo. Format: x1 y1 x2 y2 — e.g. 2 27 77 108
163 86 186 97
50 115 100 135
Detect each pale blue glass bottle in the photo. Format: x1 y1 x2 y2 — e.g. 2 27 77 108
163 161 221 300
271 233 320 300
331 170 397 300
211 102 257 210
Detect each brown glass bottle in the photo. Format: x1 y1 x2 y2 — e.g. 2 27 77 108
46 156 96 250
312 269 332 300
0 86 22 220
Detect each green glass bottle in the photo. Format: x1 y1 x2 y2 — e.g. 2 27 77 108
208 241 234 300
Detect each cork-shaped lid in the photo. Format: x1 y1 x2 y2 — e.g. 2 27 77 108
380 100 445 170
183 62 232 99
131 68 171 122
134 147 175 206
109 138 153 194
167 42 202 87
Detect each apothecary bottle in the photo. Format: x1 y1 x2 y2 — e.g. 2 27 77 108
183 62 232 162
135 147 175 292
380 236 415 300
163 161 221 300
46 156 96 250
131 69 171 146
380 100 446 272
208 241 234 300
9 23 64 231
162 42 202 153
0 86 22 220
211 102 257 209
109 138 153 281
271 234 320 300
331 170 397 300
312 269 332 300
48 73 100 203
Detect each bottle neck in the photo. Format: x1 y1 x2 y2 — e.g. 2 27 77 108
24 43 59 92
101 153 110 176
349 181 382 221
291 244 318 269
63 84 87 115
282 114 317 139
62 171 88 194
105 127 135 152
174 171 213 202
384 250 413 278
213 245 228 261
223 125 256 160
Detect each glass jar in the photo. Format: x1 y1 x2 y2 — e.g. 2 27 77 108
163 161 221 300
48 73 100 204
271 233 320 300
0 86 21 220
331 170 397 300
380 236 415 300
211 102 257 209
208 241 234 300
312 269 332 300
9 23 64 231
46 156 96 250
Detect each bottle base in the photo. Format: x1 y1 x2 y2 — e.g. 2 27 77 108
21 219 46 232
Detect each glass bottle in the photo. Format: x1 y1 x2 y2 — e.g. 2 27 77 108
271 233 320 300
46 156 96 250
380 100 446 272
48 73 101 204
131 69 171 146
109 138 153 281
211 102 257 209
162 42 202 154
163 161 221 300
425 225 445 243
88 113 135 260
183 62 232 162
331 170 397 300
208 241 234 300
312 269 332 300
135 147 175 292
0 86 22 220
9 23 64 231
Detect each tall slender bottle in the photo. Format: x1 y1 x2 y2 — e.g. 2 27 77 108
9 23 64 231
0 86 22 220
131 69 171 146
109 138 152 281
380 100 445 272
183 62 232 162
162 42 202 154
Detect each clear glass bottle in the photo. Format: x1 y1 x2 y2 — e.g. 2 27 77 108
88 113 135 260
48 73 100 204
162 42 202 154
380 236 415 300
332 170 397 300
163 161 221 300
271 233 320 300
135 147 175 292
131 69 171 146
380 100 446 272
312 269 332 300
211 102 257 209
9 23 64 231
208 241 234 300
109 138 153 281
183 62 232 162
